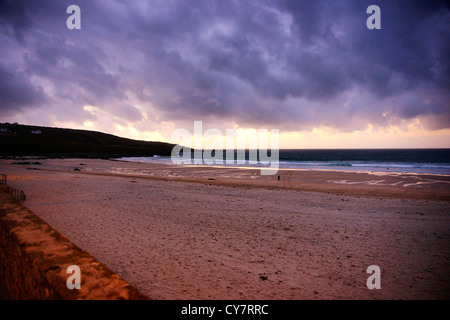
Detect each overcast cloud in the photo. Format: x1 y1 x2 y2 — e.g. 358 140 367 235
0 0 449 135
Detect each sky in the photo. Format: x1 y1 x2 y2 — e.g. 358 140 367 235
0 0 449 148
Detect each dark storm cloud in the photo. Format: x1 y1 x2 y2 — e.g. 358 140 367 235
0 0 448 130
0 0 31 43
0 63 46 114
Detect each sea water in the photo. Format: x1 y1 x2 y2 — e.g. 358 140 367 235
120 149 450 175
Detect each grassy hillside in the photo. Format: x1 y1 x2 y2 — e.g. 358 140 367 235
0 123 175 158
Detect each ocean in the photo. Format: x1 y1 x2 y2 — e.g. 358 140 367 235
120 149 450 175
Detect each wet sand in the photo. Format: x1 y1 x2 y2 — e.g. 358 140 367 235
1 159 449 299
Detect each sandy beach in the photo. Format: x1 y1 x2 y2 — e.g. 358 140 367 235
1 158 449 299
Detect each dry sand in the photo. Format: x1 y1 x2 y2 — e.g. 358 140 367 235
1 158 449 299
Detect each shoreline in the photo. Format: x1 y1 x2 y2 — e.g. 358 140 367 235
123 160 450 177
2 158 449 201
5 153 450 176
116 153 450 176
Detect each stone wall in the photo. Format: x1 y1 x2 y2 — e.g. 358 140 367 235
0 185 149 300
